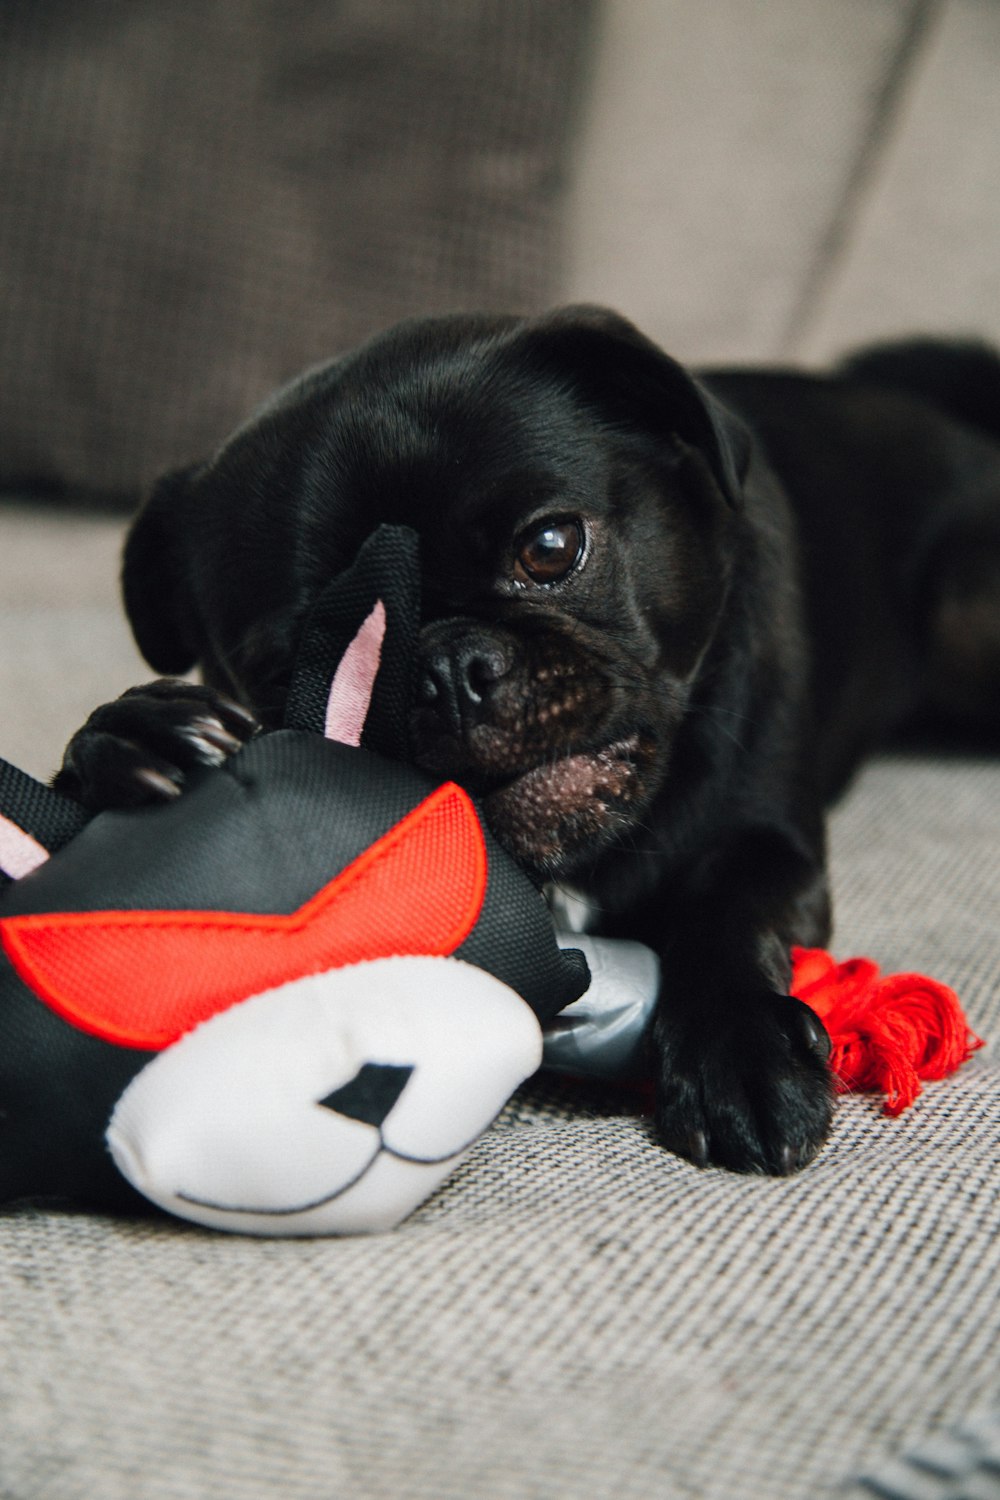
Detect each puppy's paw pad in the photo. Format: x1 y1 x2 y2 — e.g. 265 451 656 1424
653 992 834 1175
55 681 259 812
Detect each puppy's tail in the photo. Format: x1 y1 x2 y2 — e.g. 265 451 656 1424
839 336 1000 444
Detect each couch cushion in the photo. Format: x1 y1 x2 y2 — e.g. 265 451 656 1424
0 1 592 497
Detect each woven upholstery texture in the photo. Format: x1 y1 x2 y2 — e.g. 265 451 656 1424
1 753 997 1500
0 1 592 496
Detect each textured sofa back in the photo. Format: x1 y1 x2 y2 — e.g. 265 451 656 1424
0 1 592 497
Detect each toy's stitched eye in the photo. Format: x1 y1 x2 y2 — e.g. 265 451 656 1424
318 1063 414 1127
513 518 584 585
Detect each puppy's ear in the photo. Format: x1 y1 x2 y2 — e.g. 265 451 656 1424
519 306 751 507
122 465 202 674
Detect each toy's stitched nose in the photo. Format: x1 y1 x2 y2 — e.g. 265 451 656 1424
317 1063 414 1128
418 634 510 736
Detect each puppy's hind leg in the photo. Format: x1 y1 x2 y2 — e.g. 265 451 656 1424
922 518 1000 735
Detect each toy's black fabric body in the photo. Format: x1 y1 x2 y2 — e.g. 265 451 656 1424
0 528 589 1232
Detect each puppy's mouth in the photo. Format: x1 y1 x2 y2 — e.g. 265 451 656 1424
416 726 656 877
410 621 663 874
481 732 652 875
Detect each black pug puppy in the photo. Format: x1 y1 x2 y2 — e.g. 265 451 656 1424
57 307 1000 1175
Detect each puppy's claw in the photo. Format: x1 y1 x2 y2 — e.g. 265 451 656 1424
799 1008 832 1062
182 717 245 765
686 1129 710 1168
133 768 183 800
214 695 259 733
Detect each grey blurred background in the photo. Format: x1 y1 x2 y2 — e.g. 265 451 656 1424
567 0 1000 364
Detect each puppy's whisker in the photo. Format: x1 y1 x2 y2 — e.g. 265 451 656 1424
704 704 758 724
686 702 759 749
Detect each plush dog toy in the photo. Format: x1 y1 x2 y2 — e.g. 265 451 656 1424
0 526 669 1235
0 528 593 1230
0 527 981 1236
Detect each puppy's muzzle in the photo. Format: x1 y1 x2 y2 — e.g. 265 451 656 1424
417 626 513 737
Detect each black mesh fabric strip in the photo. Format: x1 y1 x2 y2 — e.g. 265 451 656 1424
284 526 420 762
0 759 90 891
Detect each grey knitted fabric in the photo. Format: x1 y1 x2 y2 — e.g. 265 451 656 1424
1 751 997 1500
0 1 592 496
851 1408 1000 1499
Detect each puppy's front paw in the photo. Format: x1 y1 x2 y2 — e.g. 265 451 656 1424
54 680 259 811
652 991 834 1174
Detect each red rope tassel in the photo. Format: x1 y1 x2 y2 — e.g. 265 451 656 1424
791 947 984 1115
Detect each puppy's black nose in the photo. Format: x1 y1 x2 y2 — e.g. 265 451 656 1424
417 632 510 736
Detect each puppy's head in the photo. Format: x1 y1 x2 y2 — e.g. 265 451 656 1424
124 307 749 877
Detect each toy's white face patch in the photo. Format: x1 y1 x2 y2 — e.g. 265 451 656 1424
106 956 541 1236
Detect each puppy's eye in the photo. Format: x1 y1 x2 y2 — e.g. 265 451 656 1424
514 518 584 585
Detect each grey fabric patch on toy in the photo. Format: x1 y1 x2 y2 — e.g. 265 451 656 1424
542 932 659 1082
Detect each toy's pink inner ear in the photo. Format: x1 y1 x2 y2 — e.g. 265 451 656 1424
0 815 50 880
324 599 387 745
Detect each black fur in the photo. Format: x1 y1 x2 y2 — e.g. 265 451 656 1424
60 306 1000 1174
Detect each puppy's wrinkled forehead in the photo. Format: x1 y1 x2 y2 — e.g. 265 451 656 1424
214 308 749 621
314 350 612 558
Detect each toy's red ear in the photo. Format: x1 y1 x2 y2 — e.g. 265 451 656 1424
284 526 420 759
1 780 486 1050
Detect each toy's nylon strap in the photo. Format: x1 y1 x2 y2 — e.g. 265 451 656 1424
285 526 420 759
0 759 90 889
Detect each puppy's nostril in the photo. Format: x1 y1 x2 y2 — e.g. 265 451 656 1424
417 654 464 735
462 658 487 706
463 648 506 703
